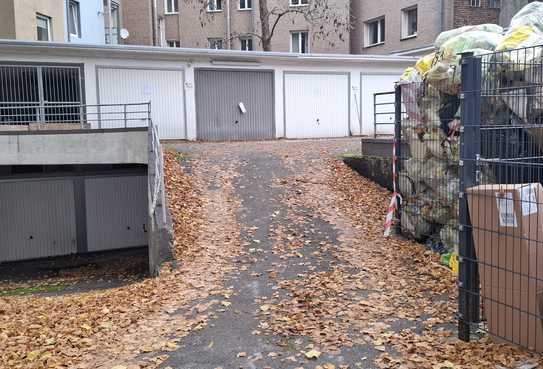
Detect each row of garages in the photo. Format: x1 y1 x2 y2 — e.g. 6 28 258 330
0 42 415 140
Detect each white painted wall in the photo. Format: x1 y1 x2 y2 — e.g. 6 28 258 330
0 52 409 140
65 0 106 44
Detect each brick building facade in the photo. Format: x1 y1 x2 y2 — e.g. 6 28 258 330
121 0 531 55
453 0 500 28
122 0 350 53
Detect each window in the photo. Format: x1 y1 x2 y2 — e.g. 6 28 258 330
239 0 252 9
167 40 180 47
469 0 481 7
209 38 224 49
36 15 51 42
489 0 500 8
240 37 253 51
290 0 309 6
402 7 417 39
207 0 223 11
365 17 385 47
165 0 179 13
68 1 81 38
291 31 309 53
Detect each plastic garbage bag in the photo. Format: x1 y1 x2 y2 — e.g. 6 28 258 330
421 200 451 225
399 67 422 84
435 24 503 48
510 2 543 34
415 53 437 77
496 25 542 52
398 171 415 196
440 220 459 253
401 203 432 240
441 30 502 61
495 26 543 69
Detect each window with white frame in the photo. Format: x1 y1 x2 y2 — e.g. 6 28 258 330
207 0 223 11
290 0 309 6
291 31 309 53
365 17 385 47
240 37 253 51
239 0 252 9
209 38 224 49
167 40 181 47
401 6 417 39
36 14 51 42
68 1 81 38
489 0 500 8
165 0 179 13
469 0 481 7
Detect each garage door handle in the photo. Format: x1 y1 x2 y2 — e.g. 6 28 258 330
316 118 320 125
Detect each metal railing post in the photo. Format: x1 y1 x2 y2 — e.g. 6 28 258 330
394 84 402 233
458 52 482 342
374 92 378 138
123 104 127 128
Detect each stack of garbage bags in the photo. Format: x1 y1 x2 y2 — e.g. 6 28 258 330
397 2 543 260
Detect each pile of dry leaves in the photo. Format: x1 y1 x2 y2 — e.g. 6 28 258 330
256 156 543 369
0 150 240 369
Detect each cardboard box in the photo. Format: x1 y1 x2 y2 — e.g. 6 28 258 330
467 183 543 351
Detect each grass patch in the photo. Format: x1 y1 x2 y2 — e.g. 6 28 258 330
0 284 69 297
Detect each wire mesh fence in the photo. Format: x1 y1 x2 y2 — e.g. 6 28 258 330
396 45 543 351
396 79 460 255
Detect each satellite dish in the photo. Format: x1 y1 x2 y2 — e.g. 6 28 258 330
120 28 130 40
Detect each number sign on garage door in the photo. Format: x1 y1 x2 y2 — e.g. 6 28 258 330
97 67 186 139
284 72 349 139
195 69 274 141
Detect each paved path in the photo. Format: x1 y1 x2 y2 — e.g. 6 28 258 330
158 139 456 369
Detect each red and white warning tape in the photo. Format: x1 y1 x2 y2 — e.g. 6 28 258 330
384 138 402 237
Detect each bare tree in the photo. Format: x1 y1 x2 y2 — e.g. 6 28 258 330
186 0 351 51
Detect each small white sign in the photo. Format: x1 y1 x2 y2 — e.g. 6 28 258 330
238 102 247 114
520 184 538 216
142 84 153 96
496 192 518 228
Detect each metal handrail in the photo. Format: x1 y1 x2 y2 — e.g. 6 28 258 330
0 102 151 130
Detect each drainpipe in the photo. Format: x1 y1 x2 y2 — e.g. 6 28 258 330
107 0 113 43
439 0 445 32
152 0 158 46
226 0 232 49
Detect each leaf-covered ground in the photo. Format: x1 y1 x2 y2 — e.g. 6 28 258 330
1 139 542 369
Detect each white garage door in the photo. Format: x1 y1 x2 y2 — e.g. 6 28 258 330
97 67 186 139
361 75 399 136
284 73 349 138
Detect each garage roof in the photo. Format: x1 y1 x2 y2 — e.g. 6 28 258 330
0 39 417 65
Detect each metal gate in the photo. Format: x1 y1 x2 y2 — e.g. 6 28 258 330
395 45 543 351
0 64 83 126
195 69 274 141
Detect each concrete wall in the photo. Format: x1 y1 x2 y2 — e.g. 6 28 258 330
352 0 444 55
0 129 148 165
13 0 65 42
0 1 16 40
66 0 107 44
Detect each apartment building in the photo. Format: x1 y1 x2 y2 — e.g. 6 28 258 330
0 0 122 44
122 0 350 53
351 0 501 56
